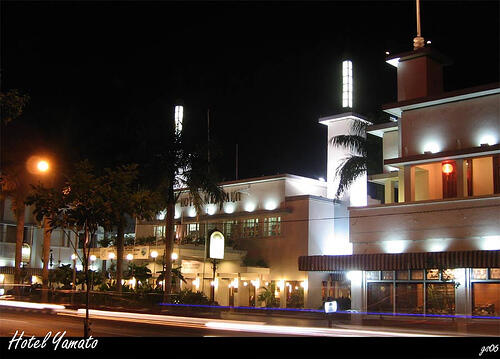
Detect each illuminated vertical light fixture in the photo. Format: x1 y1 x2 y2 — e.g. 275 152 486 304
342 60 353 108
174 105 183 134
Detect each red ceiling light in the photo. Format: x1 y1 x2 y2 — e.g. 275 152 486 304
442 163 454 174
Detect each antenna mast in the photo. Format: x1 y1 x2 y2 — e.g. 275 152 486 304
413 0 425 50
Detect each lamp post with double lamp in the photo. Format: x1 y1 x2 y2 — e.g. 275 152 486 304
108 252 116 288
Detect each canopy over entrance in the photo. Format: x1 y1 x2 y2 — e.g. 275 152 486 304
299 250 500 272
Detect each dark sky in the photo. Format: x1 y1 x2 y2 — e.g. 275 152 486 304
2 1 499 182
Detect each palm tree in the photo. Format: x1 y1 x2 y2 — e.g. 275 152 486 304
152 131 226 303
0 90 30 290
0 163 30 287
329 119 368 199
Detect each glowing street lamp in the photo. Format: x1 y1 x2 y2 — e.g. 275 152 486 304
37 160 50 173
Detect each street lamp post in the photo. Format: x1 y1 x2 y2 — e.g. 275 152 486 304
33 158 52 302
151 250 158 287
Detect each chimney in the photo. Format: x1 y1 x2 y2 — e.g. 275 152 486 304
385 0 452 102
387 48 452 102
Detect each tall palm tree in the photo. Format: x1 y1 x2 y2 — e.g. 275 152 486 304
0 90 30 289
329 119 368 199
153 131 226 302
0 163 30 287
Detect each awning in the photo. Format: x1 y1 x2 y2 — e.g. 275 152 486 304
298 250 500 272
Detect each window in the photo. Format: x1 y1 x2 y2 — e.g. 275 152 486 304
187 223 199 235
490 268 500 280
242 219 259 238
411 270 424 280
442 160 457 199
426 283 455 314
223 221 236 240
154 225 165 238
472 268 488 280
367 283 393 313
473 283 500 316
396 270 409 280
494 155 500 194
396 283 424 314
342 60 353 108
382 271 394 280
466 159 473 196
366 271 380 280
426 269 439 280
264 217 281 237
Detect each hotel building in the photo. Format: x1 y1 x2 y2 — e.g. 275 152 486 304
300 43 500 316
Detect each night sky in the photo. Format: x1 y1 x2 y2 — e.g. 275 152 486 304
2 1 499 182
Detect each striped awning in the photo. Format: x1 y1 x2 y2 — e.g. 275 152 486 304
298 250 500 272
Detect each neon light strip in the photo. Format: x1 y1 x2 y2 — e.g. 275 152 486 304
159 303 500 320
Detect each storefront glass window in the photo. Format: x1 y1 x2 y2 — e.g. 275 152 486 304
396 283 424 314
366 271 380 280
472 268 488 280
321 281 327 302
396 270 409 280
442 269 455 281
367 282 393 313
426 283 455 314
411 270 424 280
426 269 439 280
382 271 394 280
490 269 500 280
472 283 500 316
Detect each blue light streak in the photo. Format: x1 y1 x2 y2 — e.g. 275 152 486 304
159 302 500 320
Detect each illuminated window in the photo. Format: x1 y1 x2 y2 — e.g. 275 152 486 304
426 269 440 280
154 225 165 238
491 268 500 279
242 219 259 238
426 283 455 314
174 105 183 133
473 283 500 316
342 60 353 108
186 223 199 237
366 271 380 280
472 268 488 280
264 217 281 237
382 271 394 280
223 221 236 239
442 160 457 198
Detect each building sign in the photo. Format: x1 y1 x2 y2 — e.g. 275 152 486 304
180 260 202 274
208 230 225 259
180 191 242 208
324 301 338 314
133 246 149 259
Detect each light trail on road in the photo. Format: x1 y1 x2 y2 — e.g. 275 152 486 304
0 301 455 337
